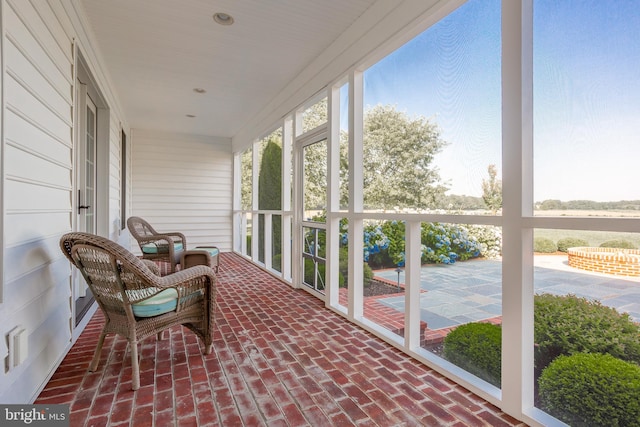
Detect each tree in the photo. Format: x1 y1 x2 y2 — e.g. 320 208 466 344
258 139 282 211
301 97 327 132
538 199 563 210
339 105 448 210
258 137 282 266
303 142 327 212
240 149 252 209
481 164 502 213
301 98 329 214
440 194 485 210
299 104 448 211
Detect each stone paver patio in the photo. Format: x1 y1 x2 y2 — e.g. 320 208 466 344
374 255 640 330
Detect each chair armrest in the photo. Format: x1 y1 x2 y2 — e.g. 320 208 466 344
157 265 217 305
141 260 161 276
137 235 175 246
163 232 187 246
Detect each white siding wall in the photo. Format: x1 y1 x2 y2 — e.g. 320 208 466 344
0 0 128 403
131 129 233 252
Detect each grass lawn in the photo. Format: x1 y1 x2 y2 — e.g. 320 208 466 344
534 228 640 248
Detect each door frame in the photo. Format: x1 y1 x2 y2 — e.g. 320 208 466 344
72 49 111 330
293 125 328 298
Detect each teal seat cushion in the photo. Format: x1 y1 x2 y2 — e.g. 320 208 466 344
130 287 203 318
141 242 184 254
196 246 219 256
131 288 178 317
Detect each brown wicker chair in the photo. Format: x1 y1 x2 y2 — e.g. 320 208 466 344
127 216 187 273
60 232 216 390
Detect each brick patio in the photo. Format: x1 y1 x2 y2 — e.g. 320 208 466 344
36 252 527 426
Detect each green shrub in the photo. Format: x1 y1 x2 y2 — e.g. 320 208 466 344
534 294 640 374
600 239 637 249
539 353 640 427
272 254 282 272
303 258 325 290
443 323 501 387
364 263 373 283
533 237 557 253
338 247 373 287
366 251 394 269
557 237 589 252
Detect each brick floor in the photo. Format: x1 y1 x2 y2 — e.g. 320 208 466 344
36 252 527 426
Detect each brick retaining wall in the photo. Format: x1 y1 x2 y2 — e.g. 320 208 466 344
568 247 640 277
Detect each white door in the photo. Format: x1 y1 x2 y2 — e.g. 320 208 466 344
74 81 98 324
296 136 328 295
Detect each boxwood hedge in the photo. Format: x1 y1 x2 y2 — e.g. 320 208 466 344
534 293 640 374
443 322 501 387
539 353 640 427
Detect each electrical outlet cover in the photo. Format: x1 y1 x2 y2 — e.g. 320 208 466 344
14 328 28 366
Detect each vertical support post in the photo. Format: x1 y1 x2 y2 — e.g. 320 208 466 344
232 153 241 253
251 141 259 262
502 0 534 417
348 71 364 320
327 86 341 307
405 220 422 350
291 111 303 288
282 117 293 281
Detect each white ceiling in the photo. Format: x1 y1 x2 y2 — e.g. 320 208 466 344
79 0 378 139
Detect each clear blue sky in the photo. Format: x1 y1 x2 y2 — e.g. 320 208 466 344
360 0 640 202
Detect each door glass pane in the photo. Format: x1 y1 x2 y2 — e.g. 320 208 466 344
303 226 326 293
84 104 96 234
303 140 327 221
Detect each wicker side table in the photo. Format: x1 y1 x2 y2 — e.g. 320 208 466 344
181 246 220 272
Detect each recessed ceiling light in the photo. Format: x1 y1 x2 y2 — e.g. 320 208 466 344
186 114 196 118
213 12 234 26
193 88 206 94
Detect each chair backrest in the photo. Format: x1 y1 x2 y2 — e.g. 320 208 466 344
127 216 159 241
60 232 164 316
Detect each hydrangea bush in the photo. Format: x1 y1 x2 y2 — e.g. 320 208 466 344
461 224 502 259
340 219 502 267
363 223 391 262
422 223 483 264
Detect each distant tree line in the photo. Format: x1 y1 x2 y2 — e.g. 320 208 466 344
536 200 640 211
440 197 640 212
436 194 485 210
